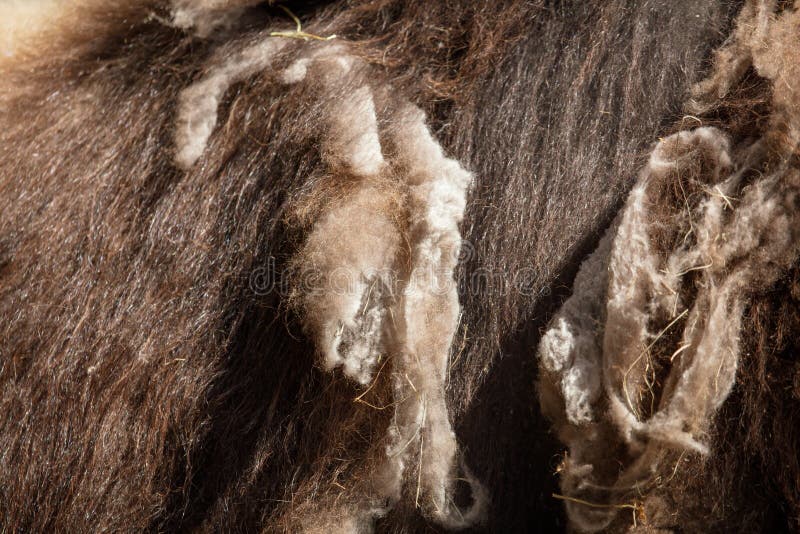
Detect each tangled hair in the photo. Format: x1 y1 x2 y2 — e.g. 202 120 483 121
3 0 797 532
538 1 800 531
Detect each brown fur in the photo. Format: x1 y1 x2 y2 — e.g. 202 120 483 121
537 2 800 532
3 0 796 532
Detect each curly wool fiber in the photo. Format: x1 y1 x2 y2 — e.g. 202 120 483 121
538 1 800 531
0 0 765 531
175 29 486 528
287 65 486 531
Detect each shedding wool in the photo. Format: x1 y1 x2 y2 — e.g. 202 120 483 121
538 1 800 531
170 0 265 37
4 0 800 532
176 32 485 528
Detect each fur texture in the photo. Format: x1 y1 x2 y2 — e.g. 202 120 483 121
538 1 800 531
5 0 797 532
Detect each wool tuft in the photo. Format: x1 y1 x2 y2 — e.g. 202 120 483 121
174 34 486 530
537 2 800 530
170 0 263 37
174 37 288 169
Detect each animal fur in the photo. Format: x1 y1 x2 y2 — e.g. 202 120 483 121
1 0 797 532
538 1 800 531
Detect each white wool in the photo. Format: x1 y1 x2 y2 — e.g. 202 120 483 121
538 119 800 530
175 37 485 530
378 103 486 528
279 45 354 85
280 57 311 84
654 172 798 434
174 37 288 169
298 185 399 385
281 48 393 385
538 225 613 425
176 35 387 381
602 180 660 434
280 48 382 177
302 99 486 528
561 364 601 425
176 41 392 382
604 127 734 442
539 318 577 374
170 0 261 37
326 85 384 177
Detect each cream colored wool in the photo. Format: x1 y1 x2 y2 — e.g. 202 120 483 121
602 128 735 452
281 46 396 385
381 102 487 528
171 0 263 37
174 37 288 169
538 4 800 528
538 226 613 426
541 130 800 531
174 37 485 531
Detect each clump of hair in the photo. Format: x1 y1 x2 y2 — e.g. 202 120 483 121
170 0 265 37
538 1 800 531
174 32 487 528
0 0 768 531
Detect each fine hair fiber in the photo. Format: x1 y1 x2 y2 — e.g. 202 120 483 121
0 0 798 532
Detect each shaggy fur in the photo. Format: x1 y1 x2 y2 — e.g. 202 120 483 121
4 0 797 532
538 1 800 531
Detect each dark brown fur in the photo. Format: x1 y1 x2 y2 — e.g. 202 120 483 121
2 1 796 532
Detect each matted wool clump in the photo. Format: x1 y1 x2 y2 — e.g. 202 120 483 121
171 0 265 36
174 34 486 531
537 1 800 531
0 0 780 531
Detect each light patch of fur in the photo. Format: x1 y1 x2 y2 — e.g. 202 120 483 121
0 0 59 59
539 107 800 529
174 37 288 169
0 0 152 68
294 184 399 385
325 85 383 177
176 39 486 529
170 0 262 37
